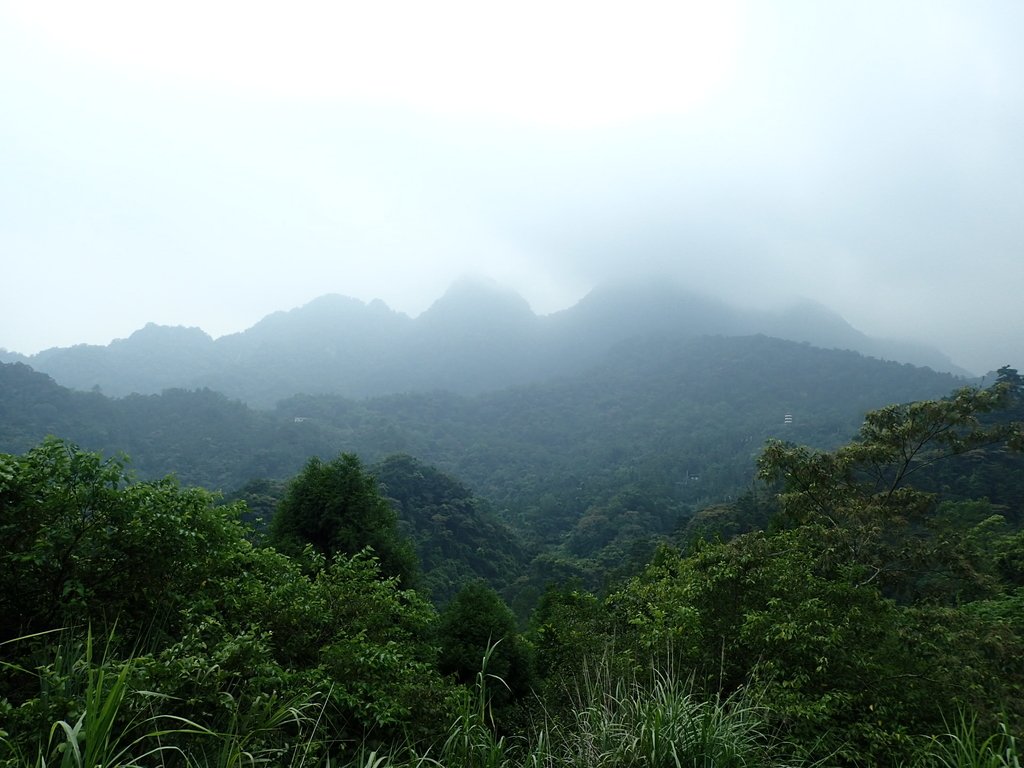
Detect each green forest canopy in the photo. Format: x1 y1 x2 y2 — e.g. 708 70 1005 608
1 375 1023 765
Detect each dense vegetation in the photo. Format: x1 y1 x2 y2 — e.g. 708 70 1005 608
0 333 970 605
2 369 1022 766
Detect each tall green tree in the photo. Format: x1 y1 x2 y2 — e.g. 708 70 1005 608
372 453 528 603
0 436 246 645
437 582 534 723
269 452 417 585
0 439 458 762
605 383 1024 764
757 383 1023 600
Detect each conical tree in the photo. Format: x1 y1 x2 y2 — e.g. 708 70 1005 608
270 452 417 585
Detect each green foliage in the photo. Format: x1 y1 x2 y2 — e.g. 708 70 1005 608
0 363 331 492
0 628 331 768
601 383 1024 764
0 437 248 645
530 585 608 683
758 385 1024 601
0 334 967 544
550 663 788 768
410 653 800 768
610 534 905 755
915 712 1021 768
334 653 804 768
0 439 460 764
1 630 175 768
606 529 1024 764
4 368 1024 767
372 454 528 604
44 632 138 768
137 546 453 747
269 452 417 585
437 583 534 725
2 339 990 610
680 486 779 546
224 476 287 536
436 644 514 768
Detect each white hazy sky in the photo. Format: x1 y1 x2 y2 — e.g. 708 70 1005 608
1 0 1022 375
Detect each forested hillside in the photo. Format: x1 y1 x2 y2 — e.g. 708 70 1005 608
0 360 333 489
2 376 1022 767
0 332 985 609
2 335 961 498
4 1 1021 763
1 334 962 520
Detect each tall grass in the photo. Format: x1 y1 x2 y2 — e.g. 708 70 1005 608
356 650 800 768
1 628 188 768
0 629 327 768
190 690 328 768
11 634 1014 768
915 713 1020 768
545 661 789 768
435 643 511 768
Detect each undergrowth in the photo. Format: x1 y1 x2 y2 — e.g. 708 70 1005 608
2 636 1018 768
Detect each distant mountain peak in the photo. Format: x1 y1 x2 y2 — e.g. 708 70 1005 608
281 293 377 319
5 278 972 404
559 278 742 339
121 323 213 345
237 293 407 335
419 276 536 325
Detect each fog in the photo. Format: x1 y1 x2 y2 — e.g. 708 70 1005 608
1 1 1022 375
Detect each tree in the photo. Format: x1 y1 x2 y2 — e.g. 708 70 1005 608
269 453 417 585
609 529 1024 765
0 439 458 762
437 582 533 724
372 453 528 603
756 384 1023 598
996 365 1023 392
760 385 1019 516
147 547 456 750
603 383 1024 764
0 436 246 645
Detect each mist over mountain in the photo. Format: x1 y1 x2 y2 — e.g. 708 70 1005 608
0 323 1000 605
0 332 964 511
0 279 969 406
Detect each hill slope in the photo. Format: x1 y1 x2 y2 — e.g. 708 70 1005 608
1 279 969 405
0 333 964 523
0 336 979 600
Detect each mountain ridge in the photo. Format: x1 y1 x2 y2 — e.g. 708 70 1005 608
0 279 971 405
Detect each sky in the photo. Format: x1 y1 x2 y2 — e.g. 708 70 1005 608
1 0 1022 375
